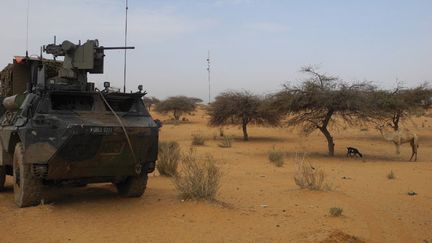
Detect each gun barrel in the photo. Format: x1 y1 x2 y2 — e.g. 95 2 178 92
99 46 135 50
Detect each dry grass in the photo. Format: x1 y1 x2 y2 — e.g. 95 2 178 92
294 156 330 191
191 133 206 146
218 136 233 148
329 207 343 217
268 149 284 167
174 149 221 201
387 170 396 179
157 141 181 177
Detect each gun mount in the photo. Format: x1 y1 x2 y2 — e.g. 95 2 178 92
41 39 134 91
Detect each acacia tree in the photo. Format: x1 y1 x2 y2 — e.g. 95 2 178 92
274 66 375 156
208 91 282 141
143 96 160 110
155 96 202 120
372 84 432 130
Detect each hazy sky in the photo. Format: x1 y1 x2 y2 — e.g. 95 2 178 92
0 0 431 101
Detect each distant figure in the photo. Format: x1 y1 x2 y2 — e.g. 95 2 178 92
347 147 363 158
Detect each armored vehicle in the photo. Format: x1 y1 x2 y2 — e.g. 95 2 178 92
0 39 159 207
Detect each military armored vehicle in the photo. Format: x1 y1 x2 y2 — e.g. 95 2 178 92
0 39 159 207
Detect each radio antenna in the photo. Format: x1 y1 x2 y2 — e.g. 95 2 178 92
25 0 30 57
123 0 129 93
207 50 211 104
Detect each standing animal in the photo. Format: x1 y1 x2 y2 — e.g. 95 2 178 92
347 147 363 158
376 125 419 161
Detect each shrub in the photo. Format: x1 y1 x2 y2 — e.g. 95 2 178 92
329 207 343 217
157 141 181 177
174 150 221 201
294 158 330 191
387 170 396 179
268 149 284 167
218 136 233 148
191 133 206 146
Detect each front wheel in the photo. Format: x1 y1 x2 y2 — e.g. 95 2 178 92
115 172 148 197
0 166 5 191
13 143 43 207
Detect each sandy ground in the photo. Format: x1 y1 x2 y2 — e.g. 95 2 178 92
0 108 431 243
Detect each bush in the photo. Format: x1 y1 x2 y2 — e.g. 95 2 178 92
157 141 181 177
174 150 221 201
294 158 330 191
268 149 284 167
218 136 233 148
387 170 396 179
329 207 343 217
191 133 206 146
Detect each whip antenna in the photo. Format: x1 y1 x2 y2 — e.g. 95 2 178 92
123 0 129 93
25 0 30 57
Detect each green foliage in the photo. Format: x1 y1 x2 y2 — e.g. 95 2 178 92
273 66 376 156
329 207 343 217
208 91 282 141
143 96 160 110
268 149 284 167
174 150 221 201
155 96 202 120
371 83 432 130
157 141 181 177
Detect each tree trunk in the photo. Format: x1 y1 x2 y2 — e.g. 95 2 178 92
319 127 335 156
392 112 400 131
242 122 248 141
319 110 335 156
173 110 180 120
242 114 249 141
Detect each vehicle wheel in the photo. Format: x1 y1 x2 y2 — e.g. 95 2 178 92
0 166 5 190
13 143 43 207
115 171 148 197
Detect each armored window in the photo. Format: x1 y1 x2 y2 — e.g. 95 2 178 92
51 93 94 111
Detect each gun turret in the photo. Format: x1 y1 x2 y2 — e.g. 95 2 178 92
41 39 134 91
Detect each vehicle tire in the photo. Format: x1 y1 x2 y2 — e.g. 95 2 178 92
0 166 5 190
13 143 43 208
115 171 148 197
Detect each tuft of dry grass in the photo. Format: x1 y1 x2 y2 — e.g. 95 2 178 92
191 133 206 146
174 149 221 201
387 170 396 179
157 141 181 177
218 136 233 148
329 207 343 217
268 148 284 167
294 156 330 191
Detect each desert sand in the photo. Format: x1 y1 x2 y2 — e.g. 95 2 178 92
0 108 431 243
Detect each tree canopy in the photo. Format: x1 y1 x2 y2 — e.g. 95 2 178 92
371 83 432 130
143 96 160 110
155 96 202 120
273 66 376 156
208 91 282 141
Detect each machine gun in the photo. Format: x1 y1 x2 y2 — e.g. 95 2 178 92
42 39 134 91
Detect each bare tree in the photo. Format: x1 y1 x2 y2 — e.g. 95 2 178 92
208 91 282 141
274 66 375 156
155 96 201 120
